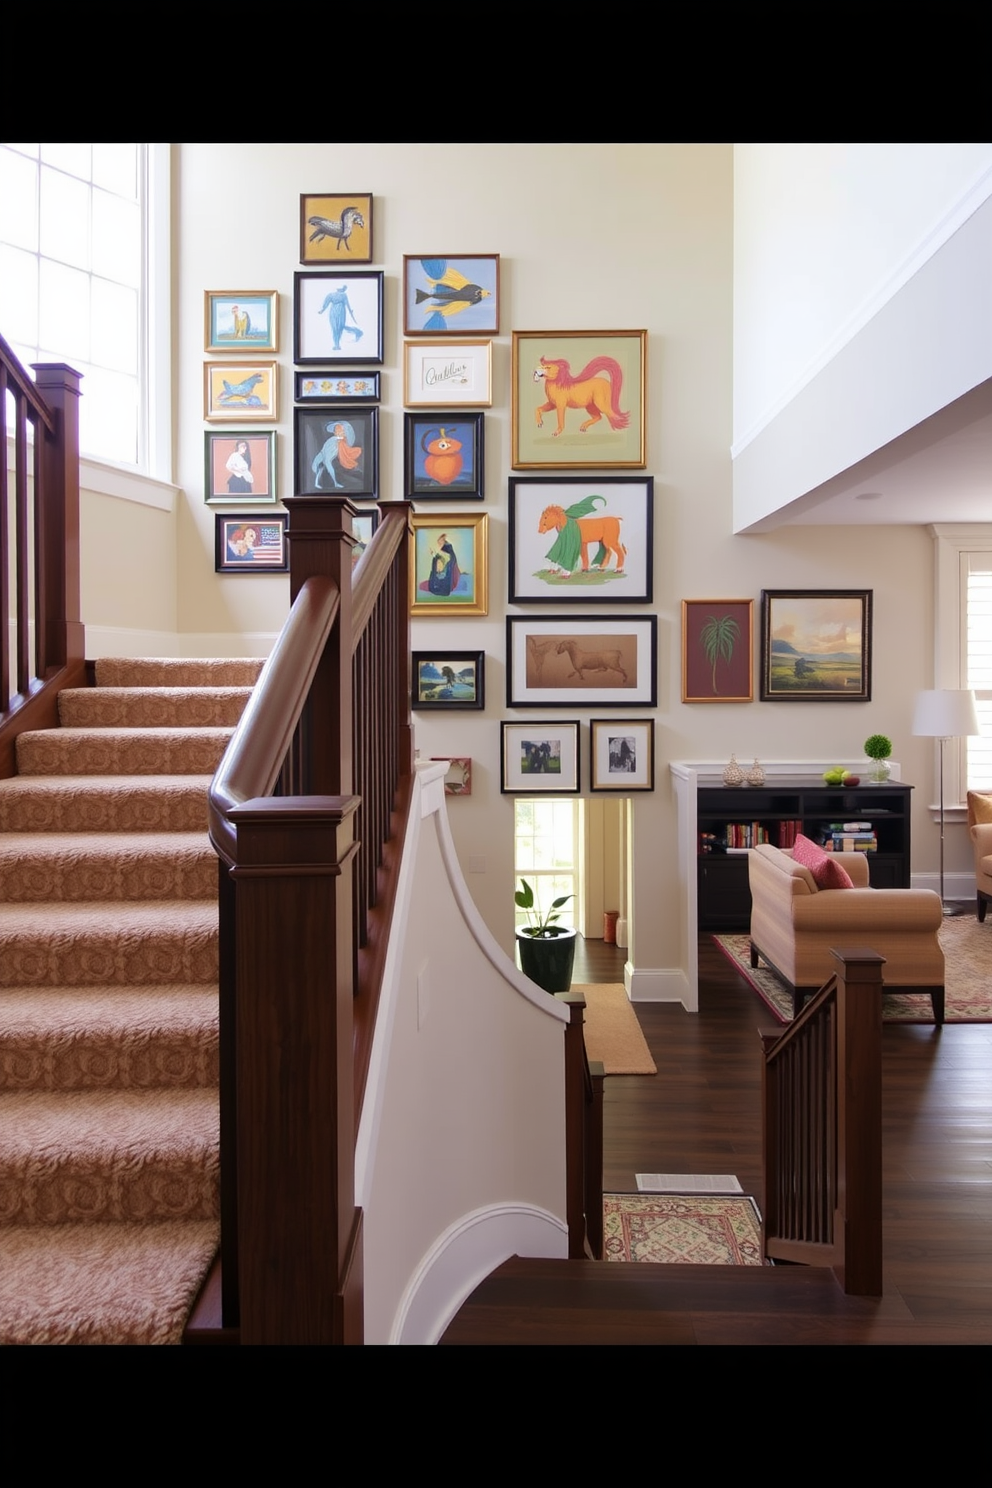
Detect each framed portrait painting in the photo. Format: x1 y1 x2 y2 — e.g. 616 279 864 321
214 514 288 573
590 719 655 792
500 722 580 794
760 590 872 702
682 599 753 703
403 255 499 336
410 514 488 617
508 476 653 603
412 651 485 711
294 271 383 365
294 406 378 499
404 412 484 501
204 291 278 354
299 193 373 265
204 430 277 505
506 615 657 707
511 329 647 469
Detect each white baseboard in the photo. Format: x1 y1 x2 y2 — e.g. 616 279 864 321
388 1204 567 1346
626 964 695 1010
84 626 277 659
910 870 977 903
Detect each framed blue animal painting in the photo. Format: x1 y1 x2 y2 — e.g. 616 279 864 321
294 271 384 366
403 255 499 336
294 406 378 499
204 361 278 422
299 193 373 265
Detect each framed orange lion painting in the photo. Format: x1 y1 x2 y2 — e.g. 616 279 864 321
511 329 647 470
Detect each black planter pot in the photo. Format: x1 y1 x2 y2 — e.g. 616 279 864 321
515 927 577 994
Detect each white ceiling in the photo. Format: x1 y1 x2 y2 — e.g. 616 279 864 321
766 378 992 527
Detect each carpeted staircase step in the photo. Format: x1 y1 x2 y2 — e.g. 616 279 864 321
59 686 254 729
0 775 213 834
0 1086 219 1225
0 986 218 1091
0 902 218 988
94 658 263 689
15 728 233 778
0 1219 220 1345
0 833 217 903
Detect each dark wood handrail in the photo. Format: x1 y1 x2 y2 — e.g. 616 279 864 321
761 947 884 1296
207 574 340 865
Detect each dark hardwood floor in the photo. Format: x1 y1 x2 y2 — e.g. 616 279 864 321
443 931 992 1343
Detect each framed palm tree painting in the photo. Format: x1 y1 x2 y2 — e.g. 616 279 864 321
682 599 753 703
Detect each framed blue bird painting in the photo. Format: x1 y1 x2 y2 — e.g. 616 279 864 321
403 255 500 336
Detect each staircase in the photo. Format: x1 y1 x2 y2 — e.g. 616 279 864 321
0 657 261 1344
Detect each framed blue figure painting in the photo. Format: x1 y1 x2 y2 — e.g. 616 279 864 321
294 271 384 365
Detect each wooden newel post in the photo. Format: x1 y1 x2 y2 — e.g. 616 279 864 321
283 495 356 797
230 795 363 1344
31 363 84 677
831 947 884 1297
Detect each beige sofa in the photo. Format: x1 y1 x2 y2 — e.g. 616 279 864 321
967 791 992 922
748 842 945 1022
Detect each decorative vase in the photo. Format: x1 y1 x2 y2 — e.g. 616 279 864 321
866 758 892 784
723 754 744 787
746 758 765 787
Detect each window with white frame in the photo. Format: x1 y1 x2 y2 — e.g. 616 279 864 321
0 142 151 470
932 525 992 801
513 798 580 931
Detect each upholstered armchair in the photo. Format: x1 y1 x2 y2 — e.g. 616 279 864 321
967 791 992 921
748 841 945 1022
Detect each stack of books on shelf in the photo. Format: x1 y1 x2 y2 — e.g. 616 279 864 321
820 821 878 853
697 819 804 854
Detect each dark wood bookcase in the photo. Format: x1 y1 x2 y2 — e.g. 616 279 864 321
696 776 913 930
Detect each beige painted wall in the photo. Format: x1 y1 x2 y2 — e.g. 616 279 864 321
169 142 963 984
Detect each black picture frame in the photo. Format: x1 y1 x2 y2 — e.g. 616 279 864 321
214 513 288 573
506 615 658 708
508 475 653 604
293 270 384 366
404 412 484 501
294 369 380 404
760 589 873 702
294 406 378 499
411 651 485 711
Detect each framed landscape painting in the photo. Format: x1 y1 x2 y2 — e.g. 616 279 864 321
501 722 580 794
410 513 488 617
511 329 647 469
760 590 872 702
682 599 753 703
412 651 485 710
403 255 499 336
508 476 653 603
506 615 657 707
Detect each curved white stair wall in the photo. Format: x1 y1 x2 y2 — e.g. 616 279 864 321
356 761 569 1346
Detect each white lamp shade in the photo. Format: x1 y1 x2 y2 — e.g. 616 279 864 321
911 688 981 739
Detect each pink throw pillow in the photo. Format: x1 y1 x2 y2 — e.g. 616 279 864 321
791 833 855 890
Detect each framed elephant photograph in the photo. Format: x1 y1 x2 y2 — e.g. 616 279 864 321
293 406 378 499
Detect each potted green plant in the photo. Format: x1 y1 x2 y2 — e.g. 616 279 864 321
514 878 577 994
864 732 893 784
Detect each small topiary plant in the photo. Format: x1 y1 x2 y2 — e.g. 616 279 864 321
864 734 892 760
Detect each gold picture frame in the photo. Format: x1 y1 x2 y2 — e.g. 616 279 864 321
410 513 488 618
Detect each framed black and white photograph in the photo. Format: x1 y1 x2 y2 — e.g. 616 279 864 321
508 476 653 603
506 615 657 708
294 406 378 499
500 721 580 794
412 651 485 711
294 270 383 365
404 412 484 501
590 719 655 791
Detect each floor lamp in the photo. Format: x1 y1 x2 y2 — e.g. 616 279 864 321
911 688 980 915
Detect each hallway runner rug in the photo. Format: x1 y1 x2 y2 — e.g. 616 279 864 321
603 1193 767 1265
571 984 657 1075
714 918 992 1024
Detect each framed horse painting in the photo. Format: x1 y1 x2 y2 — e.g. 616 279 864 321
508 477 653 604
511 329 647 470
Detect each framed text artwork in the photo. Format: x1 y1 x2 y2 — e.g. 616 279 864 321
760 590 872 702
511 329 647 470
508 476 653 603
682 599 754 703
403 340 492 408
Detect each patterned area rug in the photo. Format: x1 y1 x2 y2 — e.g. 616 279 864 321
604 1192 767 1265
715 918 992 1024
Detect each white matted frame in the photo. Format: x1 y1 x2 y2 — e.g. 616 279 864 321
501 721 580 794
404 339 492 407
590 719 654 791
506 615 657 707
